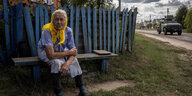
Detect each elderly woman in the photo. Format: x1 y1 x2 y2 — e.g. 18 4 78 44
38 10 89 96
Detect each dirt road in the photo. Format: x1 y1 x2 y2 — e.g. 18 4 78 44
136 30 192 50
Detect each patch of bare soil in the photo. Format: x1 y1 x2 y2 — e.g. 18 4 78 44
60 80 135 96
178 51 192 61
87 80 135 92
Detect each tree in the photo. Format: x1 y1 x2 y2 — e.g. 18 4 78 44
60 0 113 8
184 8 192 33
175 5 188 28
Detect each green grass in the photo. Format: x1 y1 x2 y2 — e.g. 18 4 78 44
0 33 192 96
90 33 192 96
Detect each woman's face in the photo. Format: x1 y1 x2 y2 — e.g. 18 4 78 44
53 13 66 30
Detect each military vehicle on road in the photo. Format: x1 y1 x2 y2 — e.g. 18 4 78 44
157 15 182 35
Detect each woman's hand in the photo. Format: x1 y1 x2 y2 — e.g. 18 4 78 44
60 63 70 75
69 48 77 56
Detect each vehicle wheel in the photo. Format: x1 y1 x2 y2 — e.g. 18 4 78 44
178 31 182 35
158 31 161 34
171 32 173 35
163 28 167 35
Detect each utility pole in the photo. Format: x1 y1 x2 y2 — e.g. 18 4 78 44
119 0 121 12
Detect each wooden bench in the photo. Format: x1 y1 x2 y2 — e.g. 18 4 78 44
12 50 117 82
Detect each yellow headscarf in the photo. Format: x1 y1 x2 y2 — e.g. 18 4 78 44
42 9 68 45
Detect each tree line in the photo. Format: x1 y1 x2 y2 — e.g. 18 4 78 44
175 5 192 33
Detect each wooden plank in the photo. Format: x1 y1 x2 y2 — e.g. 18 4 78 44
93 50 111 55
24 5 40 83
44 5 49 24
75 6 80 48
35 5 40 45
119 9 125 51
16 3 23 47
103 8 106 50
51 4 54 14
131 8 137 51
23 5 37 56
99 7 102 50
116 8 119 54
40 5 44 38
70 5 74 30
63 6 67 13
12 53 118 66
128 9 132 52
10 6 16 55
3 0 11 58
93 8 97 50
123 8 128 49
107 8 111 52
58 6 63 9
87 6 92 53
81 7 88 53
112 8 115 53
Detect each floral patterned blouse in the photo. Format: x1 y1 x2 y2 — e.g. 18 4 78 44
37 27 75 62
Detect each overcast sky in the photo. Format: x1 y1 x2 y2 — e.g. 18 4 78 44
112 0 192 22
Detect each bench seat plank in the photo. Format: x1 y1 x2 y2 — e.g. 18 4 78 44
12 53 118 66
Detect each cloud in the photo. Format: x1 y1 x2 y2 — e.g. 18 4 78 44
121 0 143 3
144 7 155 12
155 0 191 7
121 0 161 3
143 0 160 3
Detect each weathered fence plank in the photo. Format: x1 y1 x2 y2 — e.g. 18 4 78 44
112 8 115 53
128 10 132 52
116 8 119 54
51 4 54 14
99 7 102 50
40 5 44 37
35 5 40 45
103 8 106 50
120 9 125 51
81 7 88 53
44 5 49 24
93 8 97 50
75 6 80 48
123 8 128 49
3 0 11 58
131 8 137 50
70 5 74 30
24 5 40 82
87 6 92 53
10 6 16 55
107 8 111 52
16 3 23 49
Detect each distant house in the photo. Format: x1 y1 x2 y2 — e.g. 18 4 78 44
144 20 151 27
152 19 161 24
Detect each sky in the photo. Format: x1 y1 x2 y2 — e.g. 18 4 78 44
112 0 192 23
